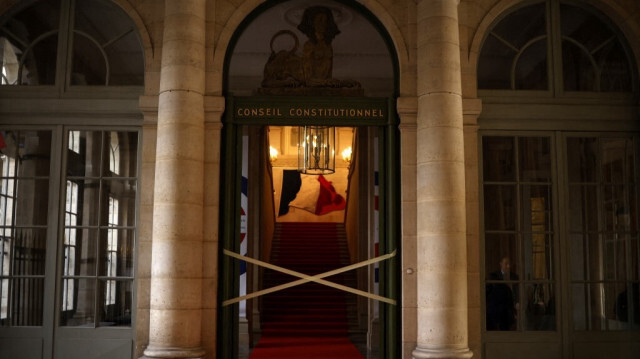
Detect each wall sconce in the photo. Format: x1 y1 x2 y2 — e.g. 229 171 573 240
269 146 278 163
341 146 352 165
298 126 335 175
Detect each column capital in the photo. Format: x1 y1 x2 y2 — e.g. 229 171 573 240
397 96 418 127
204 95 226 124
140 95 159 126
462 98 482 116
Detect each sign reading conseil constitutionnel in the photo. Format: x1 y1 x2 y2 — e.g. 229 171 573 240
231 97 389 123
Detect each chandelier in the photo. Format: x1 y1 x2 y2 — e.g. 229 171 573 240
298 126 335 175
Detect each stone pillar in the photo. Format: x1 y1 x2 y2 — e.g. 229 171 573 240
413 1 473 358
143 0 206 358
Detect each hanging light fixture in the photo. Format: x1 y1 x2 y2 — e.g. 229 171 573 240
298 126 335 175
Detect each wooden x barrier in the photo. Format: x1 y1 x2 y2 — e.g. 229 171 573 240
222 249 397 306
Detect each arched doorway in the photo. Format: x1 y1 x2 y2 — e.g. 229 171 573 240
218 1 400 357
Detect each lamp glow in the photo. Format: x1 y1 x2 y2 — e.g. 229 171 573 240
269 146 278 162
341 146 352 164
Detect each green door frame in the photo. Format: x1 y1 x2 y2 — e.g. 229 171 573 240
217 95 401 358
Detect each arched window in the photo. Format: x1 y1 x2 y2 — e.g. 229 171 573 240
478 1 635 93
0 0 143 87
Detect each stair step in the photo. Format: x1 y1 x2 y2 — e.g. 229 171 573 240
261 222 357 340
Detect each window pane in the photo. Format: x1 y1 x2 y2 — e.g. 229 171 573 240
567 138 598 182
519 137 551 182
0 179 14 227
603 185 635 232
525 283 556 330
105 131 138 177
598 42 632 92
484 185 516 231
60 278 96 327
105 31 144 86
514 39 548 90
570 232 600 281
99 228 134 277
477 3 546 90
493 4 546 49
521 185 552 233
1 130 53 177
12 180 50 226
67 131 138 178
568 185 598 232
0 278 44 326
560 4 632 92
64 180 100 226
574 282 630 330
100 180 137 226
8 228 47 276
63 228 98 277
0 0 61 86
71 34 107 85
99 280 132 326
477 35 514 89
604 235 628 281
562 40 596 91
601 138 635 184
524 233 552 280
483 136 516 182
67 131 103 178
614 283 640 328
73 0 143 86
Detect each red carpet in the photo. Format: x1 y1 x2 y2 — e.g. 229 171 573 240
249 222 363 359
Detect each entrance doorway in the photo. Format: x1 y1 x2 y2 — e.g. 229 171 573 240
221 1 400 356
218 97 400 358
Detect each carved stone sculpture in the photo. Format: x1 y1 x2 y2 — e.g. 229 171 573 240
259 6 361 95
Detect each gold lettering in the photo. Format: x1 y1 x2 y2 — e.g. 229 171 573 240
357 109 363 117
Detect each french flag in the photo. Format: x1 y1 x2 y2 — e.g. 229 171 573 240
278 170 346 216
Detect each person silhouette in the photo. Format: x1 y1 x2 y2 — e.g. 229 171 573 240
486 256 519 330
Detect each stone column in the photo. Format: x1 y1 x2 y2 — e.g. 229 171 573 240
143 0 206 358
413 1 473 358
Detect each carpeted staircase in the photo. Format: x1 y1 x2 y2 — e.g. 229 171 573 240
249 222 363 359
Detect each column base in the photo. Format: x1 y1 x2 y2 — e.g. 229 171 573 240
141 346 206 359
412 346 473 359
